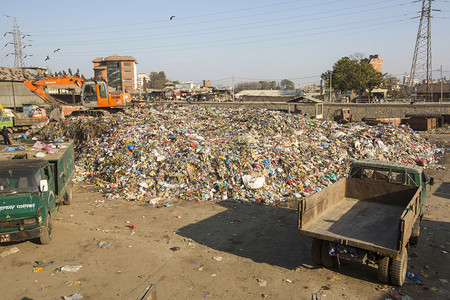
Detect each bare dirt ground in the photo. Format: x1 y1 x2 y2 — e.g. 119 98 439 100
1 130 449 300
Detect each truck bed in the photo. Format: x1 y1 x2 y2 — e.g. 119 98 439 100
302 198 405 251
0 141 72 162
298 178 422 256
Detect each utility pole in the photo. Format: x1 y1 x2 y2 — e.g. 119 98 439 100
5 18 31 68
441 65 443 102
408 0 434 101
329 73 332 102
232 75 235 102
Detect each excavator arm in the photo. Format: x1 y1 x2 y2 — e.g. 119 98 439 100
23 79 62 107
24 76 86 107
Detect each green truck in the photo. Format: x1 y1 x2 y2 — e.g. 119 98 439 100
298 159 433 286
0 141 74 244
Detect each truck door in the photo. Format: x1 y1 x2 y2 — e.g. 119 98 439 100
44 164 56 214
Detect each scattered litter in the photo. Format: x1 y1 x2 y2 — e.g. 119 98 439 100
0 247 19 258
64 280 81 287
33 260 54 272
97 241 112 248
63 294 83 300
61 265 82 272
439 279 448 284
285 279 292 283
411 252 419 257
256 278 267 287
386 289 413 300
212 256 222 261
128 224 136 230
170 246 181 251
429 286 439 292
441 251 448 254
406 272 424 282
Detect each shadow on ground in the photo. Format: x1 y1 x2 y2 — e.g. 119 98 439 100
433 182 450 200
176 201 311 270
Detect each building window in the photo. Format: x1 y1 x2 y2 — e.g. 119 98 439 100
123 62 131 67
123 78 133 83
124 70 132 75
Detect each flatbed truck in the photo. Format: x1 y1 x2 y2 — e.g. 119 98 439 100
298 159 433 286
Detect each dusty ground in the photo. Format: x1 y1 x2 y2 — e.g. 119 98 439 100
1 130 449 300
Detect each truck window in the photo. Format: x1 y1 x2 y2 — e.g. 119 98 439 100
362 168 374 179
374 170 389 182
350 167 362 178
389 171 404 184
0 168 42 194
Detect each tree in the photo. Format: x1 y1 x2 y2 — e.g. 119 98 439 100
259 80 277 90
280 79 295 90
321 56 385 95
149 71 167 89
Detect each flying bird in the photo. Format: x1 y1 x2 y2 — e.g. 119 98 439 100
170 16 175 20
54 48 60 53
45 55 50 61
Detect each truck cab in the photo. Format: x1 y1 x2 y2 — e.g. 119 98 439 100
0 141 74 244
349 159 432 216
0 160 55 244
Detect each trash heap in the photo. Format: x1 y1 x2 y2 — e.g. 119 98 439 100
29 105 441 205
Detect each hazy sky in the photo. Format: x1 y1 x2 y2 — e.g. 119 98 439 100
1 0 449 87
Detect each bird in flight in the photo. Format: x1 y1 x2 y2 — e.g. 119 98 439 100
45 55 50 61
170 16 175 20
54 48 61 53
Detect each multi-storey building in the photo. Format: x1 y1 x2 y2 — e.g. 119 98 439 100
137 73 150 91
92 55 137 92
365 54 383 73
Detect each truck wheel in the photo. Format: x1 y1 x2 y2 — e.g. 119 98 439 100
311 238 323 265
377 256 390 283
321 241 336 268
390 250 407 286
39 213 53 245
63 186 72 205
410 219 420 246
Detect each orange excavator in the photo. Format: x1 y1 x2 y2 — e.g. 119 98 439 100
24 76 132 114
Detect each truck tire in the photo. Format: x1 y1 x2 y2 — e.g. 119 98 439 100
390 250 407 286
321 240 337 268
410 219 420 246
311 238 323 265
63 186 72 205
377 256 390 283
39 213 53 245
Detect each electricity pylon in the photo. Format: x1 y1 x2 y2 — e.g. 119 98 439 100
408 0 433 100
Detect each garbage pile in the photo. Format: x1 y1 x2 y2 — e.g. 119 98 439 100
28 105 442 204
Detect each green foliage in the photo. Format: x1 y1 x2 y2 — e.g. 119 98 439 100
280 79 295 90
322 56 385 94
149 71 167 89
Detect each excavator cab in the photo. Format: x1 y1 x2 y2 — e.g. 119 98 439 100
81 81 131 108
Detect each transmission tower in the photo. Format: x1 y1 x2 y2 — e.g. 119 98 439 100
408 0 433 100
5 18 30 68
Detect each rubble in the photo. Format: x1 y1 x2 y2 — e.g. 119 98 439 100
25 105 442 205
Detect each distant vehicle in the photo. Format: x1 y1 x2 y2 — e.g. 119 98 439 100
298 159 433 286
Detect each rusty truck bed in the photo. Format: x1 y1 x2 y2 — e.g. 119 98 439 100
298 178 422 256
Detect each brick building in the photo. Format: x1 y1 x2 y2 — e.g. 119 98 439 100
92 55 137 92
364 54 383 73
